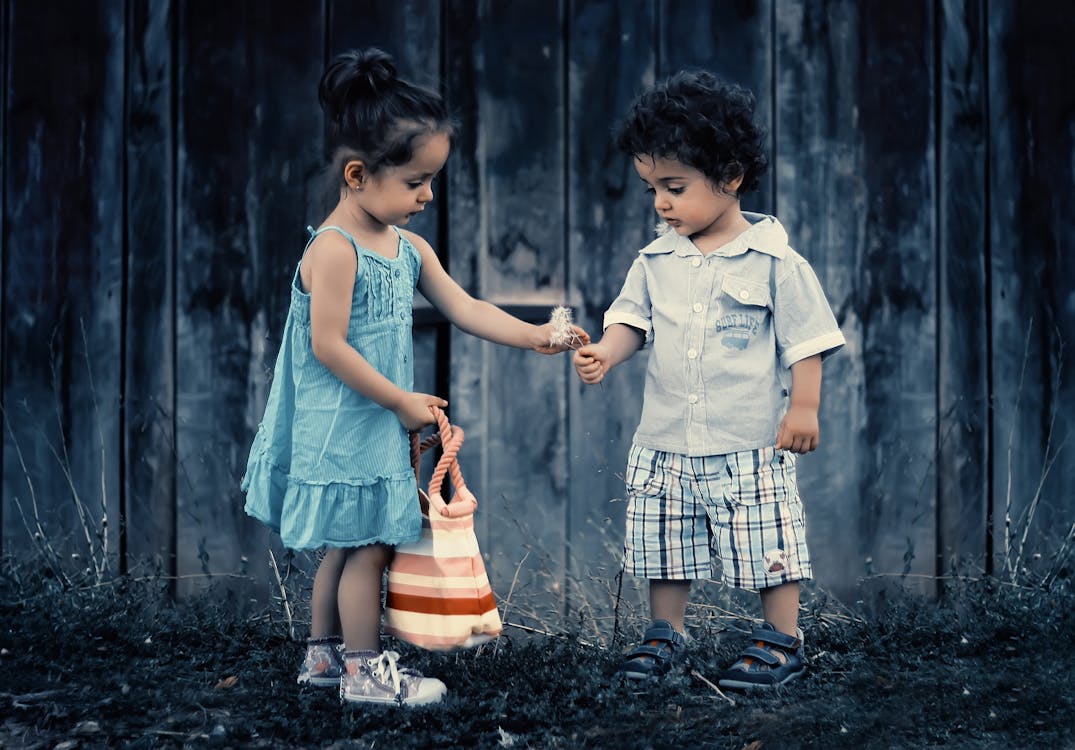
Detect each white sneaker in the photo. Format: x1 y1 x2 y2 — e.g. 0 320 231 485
340 650 446 706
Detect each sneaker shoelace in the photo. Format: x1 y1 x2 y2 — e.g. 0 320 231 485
369 650 407 697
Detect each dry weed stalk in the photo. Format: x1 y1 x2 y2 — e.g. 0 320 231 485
690 668 737 706
5 323 114 588
494 549 530 656
268 548 296 641
1003 320 1069 586
2 406 73 587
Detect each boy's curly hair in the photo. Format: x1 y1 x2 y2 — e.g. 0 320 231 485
614 70 768 194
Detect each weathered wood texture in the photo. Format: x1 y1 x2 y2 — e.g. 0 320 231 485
125 0 176 576
565 0 657 622
775 0 939 594
938 0 989 573
175 0 324 598
2 1 124 580
987 0 1075 580
445 0 573 625
2 1 1072 608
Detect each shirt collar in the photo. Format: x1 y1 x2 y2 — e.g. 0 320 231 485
640 212 788 259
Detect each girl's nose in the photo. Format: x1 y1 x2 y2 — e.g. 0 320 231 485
420 184 434 203
653 194 670 211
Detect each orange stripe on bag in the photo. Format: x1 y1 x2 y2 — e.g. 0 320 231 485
383 407 503 650
385 591 499 616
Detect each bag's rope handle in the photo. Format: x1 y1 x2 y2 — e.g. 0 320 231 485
407 406 478 519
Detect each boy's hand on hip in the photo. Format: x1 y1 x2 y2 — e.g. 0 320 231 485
776 405 819 454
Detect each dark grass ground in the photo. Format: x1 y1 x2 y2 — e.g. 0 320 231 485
2 563 1074 750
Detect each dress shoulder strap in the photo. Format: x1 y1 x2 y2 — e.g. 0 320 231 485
294 225 364 287
304 224 362 258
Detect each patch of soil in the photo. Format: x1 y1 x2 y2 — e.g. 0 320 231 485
1 570 1073 749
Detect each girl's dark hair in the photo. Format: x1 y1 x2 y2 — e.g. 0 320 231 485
318 47 455 184
614 70 768 194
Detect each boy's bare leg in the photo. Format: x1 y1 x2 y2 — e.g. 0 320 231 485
310 547 347 638
760 581 800 637
338 543 393 651
649 579 692 630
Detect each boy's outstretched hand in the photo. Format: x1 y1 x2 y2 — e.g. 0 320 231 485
573 344 609 384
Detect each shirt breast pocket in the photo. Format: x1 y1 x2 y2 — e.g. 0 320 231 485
719 274 771 310
715 274 770 351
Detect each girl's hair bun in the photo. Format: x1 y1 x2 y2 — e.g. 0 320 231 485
318 47 399 122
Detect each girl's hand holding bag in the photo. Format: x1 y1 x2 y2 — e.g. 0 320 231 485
384 406 503 650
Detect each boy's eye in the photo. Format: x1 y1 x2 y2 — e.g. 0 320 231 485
668 186 685 195
408 182 424 189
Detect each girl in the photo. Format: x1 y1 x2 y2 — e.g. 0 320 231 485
241 47 587 706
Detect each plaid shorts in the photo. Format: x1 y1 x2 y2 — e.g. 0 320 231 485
623 443 812 590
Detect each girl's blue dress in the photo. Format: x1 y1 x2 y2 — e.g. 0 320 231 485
242 225 423 549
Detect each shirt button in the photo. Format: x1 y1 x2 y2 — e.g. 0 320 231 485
692 303 703 313
688 394 699 404
399 311 406 320
691 258 702 268
395 269 401 278
739 289 750 301
687 349 698 359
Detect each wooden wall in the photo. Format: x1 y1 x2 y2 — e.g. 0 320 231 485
2 0 1072 614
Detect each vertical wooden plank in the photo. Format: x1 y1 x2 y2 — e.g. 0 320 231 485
446 0 570 622
0 0 7 547
125 0 176 575
988 0 1075 580
329 0 443 436
659 0 775 215
937 0 988 574
442 0 486 555
565 0 656 631
176 0 324 599
2 1 124 576
775 0 937 597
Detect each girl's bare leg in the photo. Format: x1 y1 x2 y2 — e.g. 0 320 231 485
309 548 347 638
338 543 393 652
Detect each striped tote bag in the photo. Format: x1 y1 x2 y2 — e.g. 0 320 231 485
384 407 503 650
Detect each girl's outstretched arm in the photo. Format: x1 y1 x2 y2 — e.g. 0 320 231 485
409 230 588 353
305 232 445 430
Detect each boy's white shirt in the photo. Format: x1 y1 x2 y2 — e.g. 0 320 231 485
603 212 845 457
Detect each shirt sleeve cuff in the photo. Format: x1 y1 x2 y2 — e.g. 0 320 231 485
781 331 846 369
603 311 652 344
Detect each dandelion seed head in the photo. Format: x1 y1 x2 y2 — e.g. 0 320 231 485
549 305 583 349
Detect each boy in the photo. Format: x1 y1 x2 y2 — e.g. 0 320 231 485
574 70 845 689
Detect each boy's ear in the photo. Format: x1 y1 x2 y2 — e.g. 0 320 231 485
344 159 368 191
725 172 745 194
